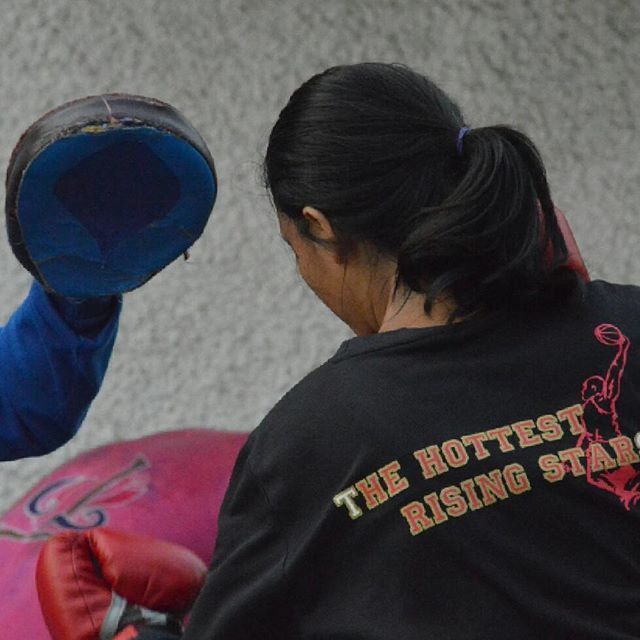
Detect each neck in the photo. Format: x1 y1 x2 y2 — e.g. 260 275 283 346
344 257 457 336
378 289 455 333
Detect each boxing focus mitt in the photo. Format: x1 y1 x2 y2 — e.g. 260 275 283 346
6 94 217 298
36 528 207 640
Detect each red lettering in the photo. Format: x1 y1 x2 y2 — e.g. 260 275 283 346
441 439 469 468
503 463 531 494
461 432 491 460
424 492 448 525
460 478 484 510
378 461 409 497
440 485 468 518
475 469 508 505
400 501 434 535
536 414 563 442
588 442 617 472
512 420 543 448
558 447 586 476
609 436 640 466
539 453 565 483
486 426 515 452
557 404 585 436
355 473 389 509
414 445 448 479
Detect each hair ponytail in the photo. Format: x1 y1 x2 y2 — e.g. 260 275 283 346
397 125 572 318
265 63 579 320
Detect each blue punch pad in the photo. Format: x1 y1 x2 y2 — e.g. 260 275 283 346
6 95 217 298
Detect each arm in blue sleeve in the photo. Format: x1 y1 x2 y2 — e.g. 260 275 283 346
0 281 121 461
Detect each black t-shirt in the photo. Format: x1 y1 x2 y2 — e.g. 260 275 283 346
185 281 640 639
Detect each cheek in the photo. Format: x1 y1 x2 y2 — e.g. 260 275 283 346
295 249 341 307
296 252 324 291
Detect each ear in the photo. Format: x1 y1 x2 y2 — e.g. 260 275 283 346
302 206 337 242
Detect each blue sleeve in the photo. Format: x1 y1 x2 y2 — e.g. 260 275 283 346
0 281 122 461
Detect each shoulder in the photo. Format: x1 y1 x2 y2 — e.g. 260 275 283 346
584 280 640 306
243 352 368 486
582 280 640 330
251 356 354 446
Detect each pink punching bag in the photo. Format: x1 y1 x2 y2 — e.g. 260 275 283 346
0 428 247 635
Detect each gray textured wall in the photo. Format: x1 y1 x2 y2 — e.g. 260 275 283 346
0 0 638 512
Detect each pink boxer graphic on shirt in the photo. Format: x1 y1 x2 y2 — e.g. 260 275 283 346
578 324 640 509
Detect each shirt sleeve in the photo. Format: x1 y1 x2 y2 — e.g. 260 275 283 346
183 437 293 639
0 281 121 460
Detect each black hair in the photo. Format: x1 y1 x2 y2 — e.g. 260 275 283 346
264 62 579 320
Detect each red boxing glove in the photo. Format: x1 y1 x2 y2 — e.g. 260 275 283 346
36 528 207 640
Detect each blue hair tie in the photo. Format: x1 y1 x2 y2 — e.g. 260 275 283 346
456 126 470 156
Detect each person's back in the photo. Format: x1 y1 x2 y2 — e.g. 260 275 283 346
188 280 640 638
34 63 639 640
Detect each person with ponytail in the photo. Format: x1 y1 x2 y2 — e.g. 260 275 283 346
181 64 639 638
